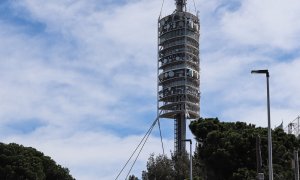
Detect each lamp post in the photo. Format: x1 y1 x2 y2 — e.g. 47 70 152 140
251 69 273 180
182 139 192 180
294 149 299 180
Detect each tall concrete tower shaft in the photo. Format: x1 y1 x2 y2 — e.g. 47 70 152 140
157 0 200 154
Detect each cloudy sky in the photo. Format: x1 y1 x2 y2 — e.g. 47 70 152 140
1 0 300 179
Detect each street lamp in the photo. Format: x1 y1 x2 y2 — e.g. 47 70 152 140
182 139 192 180
251 69 273 180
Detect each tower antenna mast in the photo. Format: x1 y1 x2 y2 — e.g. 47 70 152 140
175 0 187 12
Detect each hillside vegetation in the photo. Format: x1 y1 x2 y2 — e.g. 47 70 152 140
141 118 300 180
0 143 75 180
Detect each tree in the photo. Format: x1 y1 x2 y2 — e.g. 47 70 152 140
143 154 174 180
138 118 300 180
172 152 190 180
190 118 300 180
142 153 190 180
0 143 75 180
128 174 139 180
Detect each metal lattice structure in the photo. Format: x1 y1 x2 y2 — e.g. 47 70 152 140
157 0 200 154
285 116 300 138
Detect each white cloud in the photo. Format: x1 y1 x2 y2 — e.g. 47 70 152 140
2 127 173 180
221 0 300 50
0 0 174 179
2 0 300 179
194 0 300 131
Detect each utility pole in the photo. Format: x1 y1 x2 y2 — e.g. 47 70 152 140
295 150 299 180
256 136 264 180
251 69 273 180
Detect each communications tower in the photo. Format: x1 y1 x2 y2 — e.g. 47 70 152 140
157 0 200 154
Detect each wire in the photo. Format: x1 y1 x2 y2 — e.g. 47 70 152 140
159 0 165 19
192 0 197 14
115 121 156 179
125 116 166 178
125 122 155 179
115 111 162 180
158 119 165 155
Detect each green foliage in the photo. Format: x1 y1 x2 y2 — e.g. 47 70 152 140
190 118 300 180
0 142 75 180
128 174 139 180
142 153 189 180
231 168 256 180
143 154 174 180
172 152 190 179
137 118 300 179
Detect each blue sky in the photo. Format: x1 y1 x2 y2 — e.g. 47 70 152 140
1 0 300 179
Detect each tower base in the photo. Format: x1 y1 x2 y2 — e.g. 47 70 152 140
175 113 186 154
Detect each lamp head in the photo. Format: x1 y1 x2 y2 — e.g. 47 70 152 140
251 69 269 77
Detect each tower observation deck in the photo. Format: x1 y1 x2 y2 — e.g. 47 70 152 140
157 0 200 154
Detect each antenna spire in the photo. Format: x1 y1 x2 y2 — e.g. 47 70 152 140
175 0 187 12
